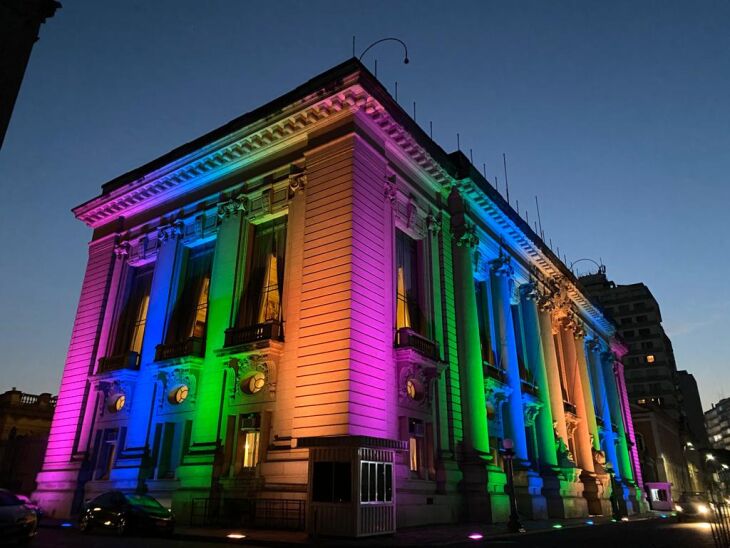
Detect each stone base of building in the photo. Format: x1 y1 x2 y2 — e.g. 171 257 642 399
514 469 548 519
33 462 85 519
541 467 588 519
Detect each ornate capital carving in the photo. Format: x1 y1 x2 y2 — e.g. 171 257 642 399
288 168 306 198
489 253 513 277
384 173 397 204
523 397 543 427
426 212 442 235
453 222 479 248
217 192 248 221
114 241 130 260
519 282 540 302
157 220 184 242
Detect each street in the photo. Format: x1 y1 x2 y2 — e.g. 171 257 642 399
27 518 716 548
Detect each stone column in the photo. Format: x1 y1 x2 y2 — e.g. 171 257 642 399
519 284 557 468
587 340 619 476
536 296 569 448
558 317 594 474
451 225 490 458
601 351 634 484
574 331 600 453
489 256 528 462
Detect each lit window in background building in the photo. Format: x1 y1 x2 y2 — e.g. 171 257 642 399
646 355 655 363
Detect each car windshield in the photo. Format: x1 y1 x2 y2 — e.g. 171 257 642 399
0 492 20 506
124 494 165 510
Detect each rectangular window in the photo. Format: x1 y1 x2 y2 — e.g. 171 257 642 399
242 431 260 468
475 281 496 364
113 266 153 357
395 229 426 336
646 354 655 363
360 461 393 503
313 462 351 503
237 216 287 328
96 428 119 480
408 418 425 474
167 244 213 343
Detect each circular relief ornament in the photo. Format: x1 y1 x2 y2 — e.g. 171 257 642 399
109 394 126 413
242 372 266 395
406 378 423 401
170 385 189 404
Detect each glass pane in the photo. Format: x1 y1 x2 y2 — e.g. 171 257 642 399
312 462 334 502
395 230 421 332
385 463 393 502
376 463 385 502
242 431 260 468
333 462 351 503
368 462 376 503
360 462 369 502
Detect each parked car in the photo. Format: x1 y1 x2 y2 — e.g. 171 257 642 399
79 491 175 536
0 489 38 544
675 493 711 522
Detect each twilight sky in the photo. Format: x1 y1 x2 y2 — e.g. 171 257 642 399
1 1 728 410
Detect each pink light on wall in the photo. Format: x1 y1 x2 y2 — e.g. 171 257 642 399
611 340 643 489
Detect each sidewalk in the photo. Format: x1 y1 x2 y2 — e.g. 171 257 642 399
169 512 661 546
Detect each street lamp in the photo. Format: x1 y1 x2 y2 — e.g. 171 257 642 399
502 438 524 533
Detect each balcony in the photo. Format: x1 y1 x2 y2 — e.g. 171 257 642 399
224 321 283 348
97 351 139 374
155 337 204 362
484 362 507 384
394 328 439 361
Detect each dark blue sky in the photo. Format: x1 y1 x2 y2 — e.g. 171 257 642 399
1 1 728 409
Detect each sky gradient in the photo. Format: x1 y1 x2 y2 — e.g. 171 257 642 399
1 0 728 410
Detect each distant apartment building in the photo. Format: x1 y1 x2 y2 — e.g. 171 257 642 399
0 389 56 494
706 398 730 451
580 270 701 506
580 271 679 416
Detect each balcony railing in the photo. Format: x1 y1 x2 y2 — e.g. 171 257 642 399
97 351 140 374
394 328 439 361
484 362 507 384
155 337 204 361
224 321 283 348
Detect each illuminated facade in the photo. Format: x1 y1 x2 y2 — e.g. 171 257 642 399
34 59 645 533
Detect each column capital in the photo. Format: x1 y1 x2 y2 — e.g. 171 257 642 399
454 223 479 248
288 167 306 198
518 281 540 302
384 173 397 204
114 240 130 260
217 192 248 221
489 252 513 277
157 220 184 243
426 212 442 234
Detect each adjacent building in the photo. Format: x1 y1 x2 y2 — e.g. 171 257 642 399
35 59 645 534
0 0 61 149
0 389 56 494
581 270 703 507
706 398 730 451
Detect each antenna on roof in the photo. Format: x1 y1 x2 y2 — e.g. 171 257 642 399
516 199 520 215
482 163 487 178
495 175 500 194
457 133 460 151
526 209 529 224
503 153 511 205
395 81 398 103
535 195 544 239
469 148 474 164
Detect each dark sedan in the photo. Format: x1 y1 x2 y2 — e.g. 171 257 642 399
0 489 38 544
675 493 712 522
79 491 175 536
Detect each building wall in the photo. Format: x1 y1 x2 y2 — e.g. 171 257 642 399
35 59 644 527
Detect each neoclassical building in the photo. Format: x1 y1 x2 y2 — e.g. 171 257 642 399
35 59 645 534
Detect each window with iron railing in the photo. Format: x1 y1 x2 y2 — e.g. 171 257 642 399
226 216 287 347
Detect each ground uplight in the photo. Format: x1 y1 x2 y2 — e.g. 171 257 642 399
468 533 483 540
227 533 247 539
